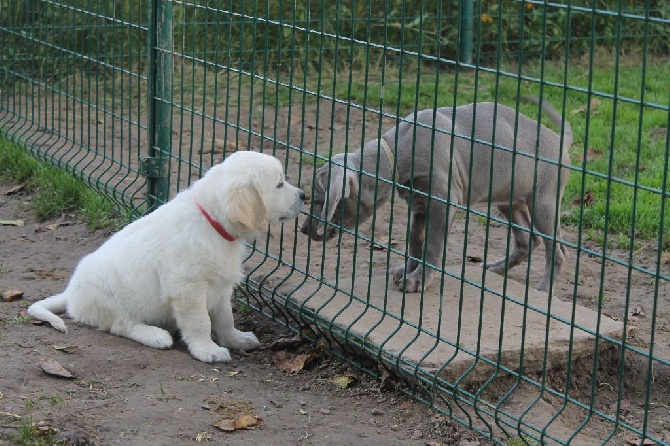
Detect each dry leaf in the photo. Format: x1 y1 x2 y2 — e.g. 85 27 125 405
39 357 75 379
212 414 263 431
370 238 398 251
0 219 24 226
574 148 604 163
200 139 242 155
1 184 25 195
467 255 484 263
331 375 356 389
650 127 667 141
267 335 303 350
273 351 317 374
571 98 602 115
629 305 645 317
53 344 79 354
625 436 656 445
572 191 595 207
227 370 240 377
2 289 24 302
195 431 211 442
602 312 619 321
662 252 670 264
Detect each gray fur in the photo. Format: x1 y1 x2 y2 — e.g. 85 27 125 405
301 99 573 293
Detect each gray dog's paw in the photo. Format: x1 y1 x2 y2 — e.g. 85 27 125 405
485 259 507 275
392 264 424 293
392 264 407 286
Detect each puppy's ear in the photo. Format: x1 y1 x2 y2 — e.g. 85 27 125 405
229 185 269 233
324 167 358 222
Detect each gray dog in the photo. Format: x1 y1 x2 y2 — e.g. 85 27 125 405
301 98 573 293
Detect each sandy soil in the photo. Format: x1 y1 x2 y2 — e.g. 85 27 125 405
0 186 493 445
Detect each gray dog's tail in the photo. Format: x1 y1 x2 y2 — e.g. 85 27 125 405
27 294 69 333
523 95 574 153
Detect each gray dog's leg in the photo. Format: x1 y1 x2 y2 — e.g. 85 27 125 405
532 200 567 292
486 203 542 274
392 211 425 288
393 191 452 293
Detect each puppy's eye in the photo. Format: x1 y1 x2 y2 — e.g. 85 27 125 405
276 182 284 189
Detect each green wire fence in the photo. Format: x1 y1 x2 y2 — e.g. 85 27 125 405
2 1 669 444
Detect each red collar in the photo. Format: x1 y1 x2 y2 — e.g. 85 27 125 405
196 202 236 242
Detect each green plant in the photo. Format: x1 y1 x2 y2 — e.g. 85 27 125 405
9 315 31 325
0 139 127 230
12 417 60 446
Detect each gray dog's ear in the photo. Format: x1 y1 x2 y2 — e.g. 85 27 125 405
324 167 358 222
229 185 269 233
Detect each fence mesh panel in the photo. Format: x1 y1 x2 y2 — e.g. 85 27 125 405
2 1 669 444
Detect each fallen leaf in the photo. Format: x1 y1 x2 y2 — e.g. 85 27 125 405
1 184 25 195
466 255 484 263
53 344 79 354
227 370 240 377
662 252 670 264
625 436 656 445
370 238 398 251
602 312 619 321
330 375 356 389
212 414 263 431
273 351 317 374
39 357 75 379
572 191 595 207
627 326 637 338
629 304 645 317
2 289 24 302
571 98 602 115
574 148 604 163
0 219 24 226
650 127 667 141
195 431 211 442
267 335 303 350
200 139 243 155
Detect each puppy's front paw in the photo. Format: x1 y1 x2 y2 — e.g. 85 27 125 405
189 341 232 363
225 329 261 351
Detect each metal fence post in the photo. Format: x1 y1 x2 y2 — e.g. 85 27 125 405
142 0 173 212
458 0 473 66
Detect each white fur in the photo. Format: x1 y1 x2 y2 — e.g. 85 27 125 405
28 151 304 363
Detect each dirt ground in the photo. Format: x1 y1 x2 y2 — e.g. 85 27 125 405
2 92 670 444
0 185 494 445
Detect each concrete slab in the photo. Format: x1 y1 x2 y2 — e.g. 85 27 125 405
247 260 623 384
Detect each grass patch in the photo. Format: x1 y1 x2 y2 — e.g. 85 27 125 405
12 417 62 446
0 138 125 230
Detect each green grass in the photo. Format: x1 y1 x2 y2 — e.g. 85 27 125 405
267 53 669 243
0 139 125 230
12 417 61 446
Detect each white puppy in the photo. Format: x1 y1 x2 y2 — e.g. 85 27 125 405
28 151 305 363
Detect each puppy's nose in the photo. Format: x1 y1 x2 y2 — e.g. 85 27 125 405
299 190 306 201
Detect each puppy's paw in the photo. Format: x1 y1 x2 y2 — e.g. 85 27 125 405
132 325 173 349
189 341 232 363
223 329 261 351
